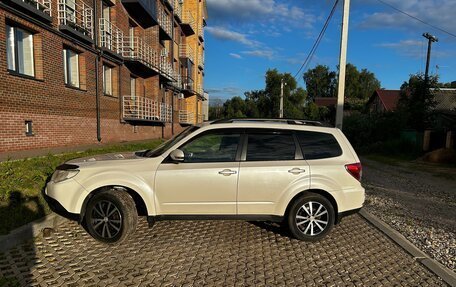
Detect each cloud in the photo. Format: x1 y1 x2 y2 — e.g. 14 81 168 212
229 53 242 59
359 0 456 34
206 0 316 28
242 50 275 60
206 26 260 47
376 39 453 58
205 87 241 96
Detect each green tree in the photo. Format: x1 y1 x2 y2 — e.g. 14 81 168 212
398 73 438 131
303 65 336 101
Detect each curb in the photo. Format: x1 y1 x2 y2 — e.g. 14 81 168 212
0 213 69 253
359 209 456 287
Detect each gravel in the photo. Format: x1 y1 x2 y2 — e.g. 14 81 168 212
361 158 456 272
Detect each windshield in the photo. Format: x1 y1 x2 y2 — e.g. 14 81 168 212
141 126 199 157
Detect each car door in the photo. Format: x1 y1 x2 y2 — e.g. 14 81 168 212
237 129 310 215
155 129 242 215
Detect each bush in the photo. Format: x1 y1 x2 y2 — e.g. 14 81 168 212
343 112 420 158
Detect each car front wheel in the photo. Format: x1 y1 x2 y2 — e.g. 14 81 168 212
287 193 335 241
85 189 137 244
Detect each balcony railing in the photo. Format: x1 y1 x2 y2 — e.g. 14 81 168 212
58 0 93 39
182 77 194 91
160 103 172 122
21 0 52 16
99 18 124 55
197 114 204 123
181 10 195 35
173 0 182 20
160 56 175 80
198 23 204 41
157 6 172 37
123 36 159 71
179 44 194 62
196 86 204 96
170 74 182 89
123 96 160 121
179 110 194 124
198 51 204 69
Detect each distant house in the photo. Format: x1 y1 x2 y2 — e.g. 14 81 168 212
314 97 338 107
433 88 456 111
366 90 401 113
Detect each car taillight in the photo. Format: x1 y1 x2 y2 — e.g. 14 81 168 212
345 162 362 181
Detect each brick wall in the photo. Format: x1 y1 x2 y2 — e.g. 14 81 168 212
0 0 204 154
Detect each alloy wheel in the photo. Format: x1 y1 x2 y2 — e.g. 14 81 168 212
295 201 329 236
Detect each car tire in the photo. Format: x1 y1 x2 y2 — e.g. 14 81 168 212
85 189 138 244
287 193 335 241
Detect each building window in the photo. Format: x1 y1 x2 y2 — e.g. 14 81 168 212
6 25 35 77
63 48 80 87
130 76 136 99
103 65 113 95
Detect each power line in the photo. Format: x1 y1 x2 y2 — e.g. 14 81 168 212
376 0 456 38
293 0 339 80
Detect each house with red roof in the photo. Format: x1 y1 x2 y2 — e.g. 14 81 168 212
366 89 402 113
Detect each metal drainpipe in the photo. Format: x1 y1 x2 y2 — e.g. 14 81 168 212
93 0 101 142
171 1 175 136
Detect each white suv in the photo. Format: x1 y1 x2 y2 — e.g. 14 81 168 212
45 119 365 243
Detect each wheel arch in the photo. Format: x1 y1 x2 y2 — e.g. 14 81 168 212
80 185 149 223
284 189 339 224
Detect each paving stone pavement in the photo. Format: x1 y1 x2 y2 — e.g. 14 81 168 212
0 214 447 287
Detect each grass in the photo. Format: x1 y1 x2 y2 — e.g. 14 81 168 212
0 139 162 235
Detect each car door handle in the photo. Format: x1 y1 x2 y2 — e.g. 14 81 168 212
288 168 306 175
218 169 237 176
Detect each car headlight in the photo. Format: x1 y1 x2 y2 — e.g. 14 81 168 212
51 169 79 183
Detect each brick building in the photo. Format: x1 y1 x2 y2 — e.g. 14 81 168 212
0 0 207 153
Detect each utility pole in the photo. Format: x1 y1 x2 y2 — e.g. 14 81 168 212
279 78 285 118
423 32 438 83
335 0 350 129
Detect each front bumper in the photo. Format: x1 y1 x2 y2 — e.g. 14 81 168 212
45 178 88 215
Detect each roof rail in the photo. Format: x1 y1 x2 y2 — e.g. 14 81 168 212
210 118 327 126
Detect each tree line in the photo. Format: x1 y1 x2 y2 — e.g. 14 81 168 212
209 63 382 122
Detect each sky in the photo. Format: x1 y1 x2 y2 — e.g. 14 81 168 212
203 0 456 102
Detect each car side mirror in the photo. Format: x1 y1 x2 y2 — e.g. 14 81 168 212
169 149 185 162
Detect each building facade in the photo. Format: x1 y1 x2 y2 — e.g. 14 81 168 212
0 0 207 153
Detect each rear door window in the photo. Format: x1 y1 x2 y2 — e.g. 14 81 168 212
296 131 342 160
246 131 296 161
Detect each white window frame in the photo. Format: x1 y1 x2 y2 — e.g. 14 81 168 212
63 48 80 88
6 25 35 77
103 64 113 96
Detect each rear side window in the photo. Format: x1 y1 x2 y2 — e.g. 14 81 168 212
297 131 342 160
246 132 296 161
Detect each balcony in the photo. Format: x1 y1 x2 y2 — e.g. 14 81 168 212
182 76 194 95
197 114 204 123
58 0 93 42
198 23 204 42
180 10 195 36
123 37 159 76
160 52 175 82
163 0 173 11
179 44 194 63
99 18 124 57
157 5 172 40
169 74 182 90
121 0 156 28
7 0 52 22
173 0 182 22
179 110 194 125
198 51 204 70
122 96 161 122
196 86 204 96
160 103 172 122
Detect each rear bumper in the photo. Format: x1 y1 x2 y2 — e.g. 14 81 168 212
336 207 362 225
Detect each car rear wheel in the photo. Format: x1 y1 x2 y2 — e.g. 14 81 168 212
85 189 137 244
287 193 335 241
